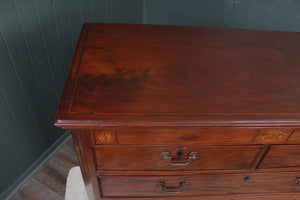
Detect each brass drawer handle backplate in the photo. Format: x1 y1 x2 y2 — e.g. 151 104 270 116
157 181 189 194
296 178 300 185
161 151 199 166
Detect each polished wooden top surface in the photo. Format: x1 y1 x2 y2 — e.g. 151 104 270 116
55 23 300 127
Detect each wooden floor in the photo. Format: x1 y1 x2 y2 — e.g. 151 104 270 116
10 139 78 200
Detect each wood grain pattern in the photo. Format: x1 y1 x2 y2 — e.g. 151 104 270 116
259 145 300 169
55 23 300 128
71 130 101 200
55 23 300 199
100 172 300 197
99 193 300 200
94 146 261 171
116 128 297 145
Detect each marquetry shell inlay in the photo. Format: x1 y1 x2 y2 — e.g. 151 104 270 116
94 131 116 144
259 130 288 143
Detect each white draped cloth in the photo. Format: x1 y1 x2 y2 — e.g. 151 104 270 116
65 166 89 200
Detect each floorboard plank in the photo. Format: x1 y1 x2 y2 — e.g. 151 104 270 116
10 139 78 200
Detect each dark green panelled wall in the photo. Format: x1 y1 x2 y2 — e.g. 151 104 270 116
1 0 300 199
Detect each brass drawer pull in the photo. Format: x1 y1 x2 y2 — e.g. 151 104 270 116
161 151 199 166
158 181 189 194
296 177 300 185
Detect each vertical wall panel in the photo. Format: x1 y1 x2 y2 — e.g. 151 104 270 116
0 88 33 168
270 0 297 31
1 0 300 199
227 0 250 28
80 0 93 24
52 0 74 73
33 0 67 90
0 174 5 195
123 0 144 24
65 0 83 51
144 0 177 25
242 0 264 29
0 137 20 193
255 0 281 30
111 0 126 23
2 0 56 147
202 0 218 27
285 1 300 31
0 31 44 159
212 0 232 28
91 0 103 22
143 0 300 32
99 0 113 23
13 0 60 120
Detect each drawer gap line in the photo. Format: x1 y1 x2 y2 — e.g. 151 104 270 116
250 145 270 170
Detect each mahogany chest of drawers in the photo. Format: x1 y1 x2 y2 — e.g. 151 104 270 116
55 23 300 200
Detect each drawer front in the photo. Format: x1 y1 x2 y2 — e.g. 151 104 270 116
94 146 261 170
259 145 300 169
100 172 300 197
95 128 299 145
100 194 300 200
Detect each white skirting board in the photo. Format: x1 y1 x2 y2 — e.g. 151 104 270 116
65 166 89 200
